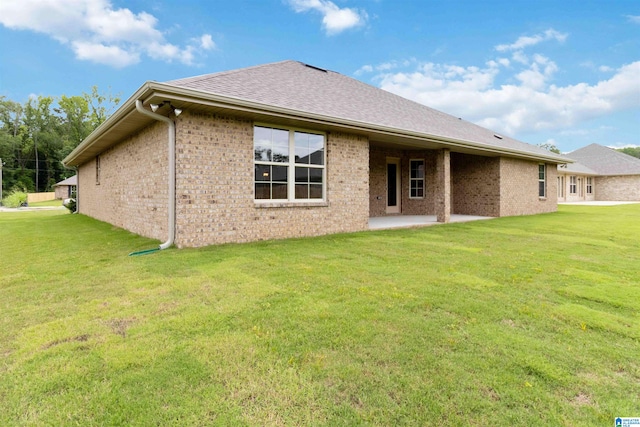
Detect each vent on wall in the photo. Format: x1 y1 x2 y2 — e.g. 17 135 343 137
494 134 503 139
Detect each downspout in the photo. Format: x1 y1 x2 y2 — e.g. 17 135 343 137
74 166 79 214
134 100 176 250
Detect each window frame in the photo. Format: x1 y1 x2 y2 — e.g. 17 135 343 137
586 177 593 194
253 124 326 203
557 176 564 198
409 159 425 199
95 155 101 185
569 176 577 194
538 164 546 198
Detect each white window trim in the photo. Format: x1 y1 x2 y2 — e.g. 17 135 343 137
586 177 593 194
253 123 327 204
409 159 425 199
569 176 577 194
538 163 546 198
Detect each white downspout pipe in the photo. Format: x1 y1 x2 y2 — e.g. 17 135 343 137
135 100 175 250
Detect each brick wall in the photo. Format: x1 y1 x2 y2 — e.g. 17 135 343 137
77 121 169 241
54 186 72 199
173 111 370 247
499 157 557 216
369 147 436 217
451 153 500 217
596 175 640 201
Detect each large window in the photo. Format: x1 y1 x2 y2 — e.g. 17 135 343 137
586 177 593 194
538 164 546 198
410 159 425 198
569 176 577 194
254 125 325 201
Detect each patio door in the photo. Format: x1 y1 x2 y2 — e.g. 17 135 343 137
386 158 401 214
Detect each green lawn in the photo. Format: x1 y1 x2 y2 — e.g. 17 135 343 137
27 199 64 207
1 205 638 426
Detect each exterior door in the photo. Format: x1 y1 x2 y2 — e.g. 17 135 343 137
386 158 401 214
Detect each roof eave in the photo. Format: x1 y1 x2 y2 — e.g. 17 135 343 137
64 81 572 166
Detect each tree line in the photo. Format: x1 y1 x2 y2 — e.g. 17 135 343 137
0 88 120 193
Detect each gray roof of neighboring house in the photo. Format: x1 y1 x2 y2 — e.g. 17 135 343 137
565 143 640 176
557 161 599 175
166 60 566 161
54 175 77 186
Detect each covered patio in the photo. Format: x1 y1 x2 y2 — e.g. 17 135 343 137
369 214 493 230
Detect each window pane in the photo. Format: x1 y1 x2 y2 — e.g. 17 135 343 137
295 167 309 183
272 183 287 199
309 148 324 165
295 146 310 164
271 166 288 183
308 134 324 165
272 128 289 145
416 188 424 198
255 164 270 181
309 184 322 199
255 183 270 199
254 126 272 161
309 168 322 183
295 184 308 199
539 181 545 197
271 143 289 162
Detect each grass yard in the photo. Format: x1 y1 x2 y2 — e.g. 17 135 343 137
27 199 64 207
0 205 639 426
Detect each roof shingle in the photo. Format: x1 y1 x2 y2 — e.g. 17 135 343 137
166 60 562 160
566 143 640 175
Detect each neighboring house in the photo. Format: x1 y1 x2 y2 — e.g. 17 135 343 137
63 60 568 248
558 144 640 202
53 175 77 199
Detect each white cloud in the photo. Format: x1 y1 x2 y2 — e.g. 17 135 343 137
287 0 368 35
374 58 640 137
495 28 568 52
626 15 640 24
599 65 614 72
199 34 216 50
0 0 216 68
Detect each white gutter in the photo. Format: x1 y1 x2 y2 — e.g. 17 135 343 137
134 100 175 250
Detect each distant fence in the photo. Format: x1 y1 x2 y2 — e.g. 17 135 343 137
27 192 55 203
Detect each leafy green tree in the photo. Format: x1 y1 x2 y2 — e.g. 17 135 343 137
538 142 561 154
0 88 120 194
616 147 640 159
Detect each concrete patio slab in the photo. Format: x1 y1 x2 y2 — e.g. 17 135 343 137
559 201 639 206
369 214 493 230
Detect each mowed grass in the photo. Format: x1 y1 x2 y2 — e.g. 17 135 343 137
0 205 639 426
27 199 64 207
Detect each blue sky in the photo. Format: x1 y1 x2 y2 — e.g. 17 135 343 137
0 0 638 152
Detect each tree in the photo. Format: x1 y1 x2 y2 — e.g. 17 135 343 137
0 87 120 193
616 147 640 159
538 142 561 154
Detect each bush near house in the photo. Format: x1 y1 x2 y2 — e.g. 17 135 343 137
0 205 639 426
1 190 27 208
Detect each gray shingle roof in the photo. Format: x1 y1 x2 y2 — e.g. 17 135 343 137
565 143 640 176
166 60 562 160
558 161 599 175
54 175 77 186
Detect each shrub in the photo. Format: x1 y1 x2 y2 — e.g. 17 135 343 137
2 191 28 208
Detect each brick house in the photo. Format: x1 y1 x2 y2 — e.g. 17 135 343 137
63 61 568 248
557 144 640 202
53 175 77 199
